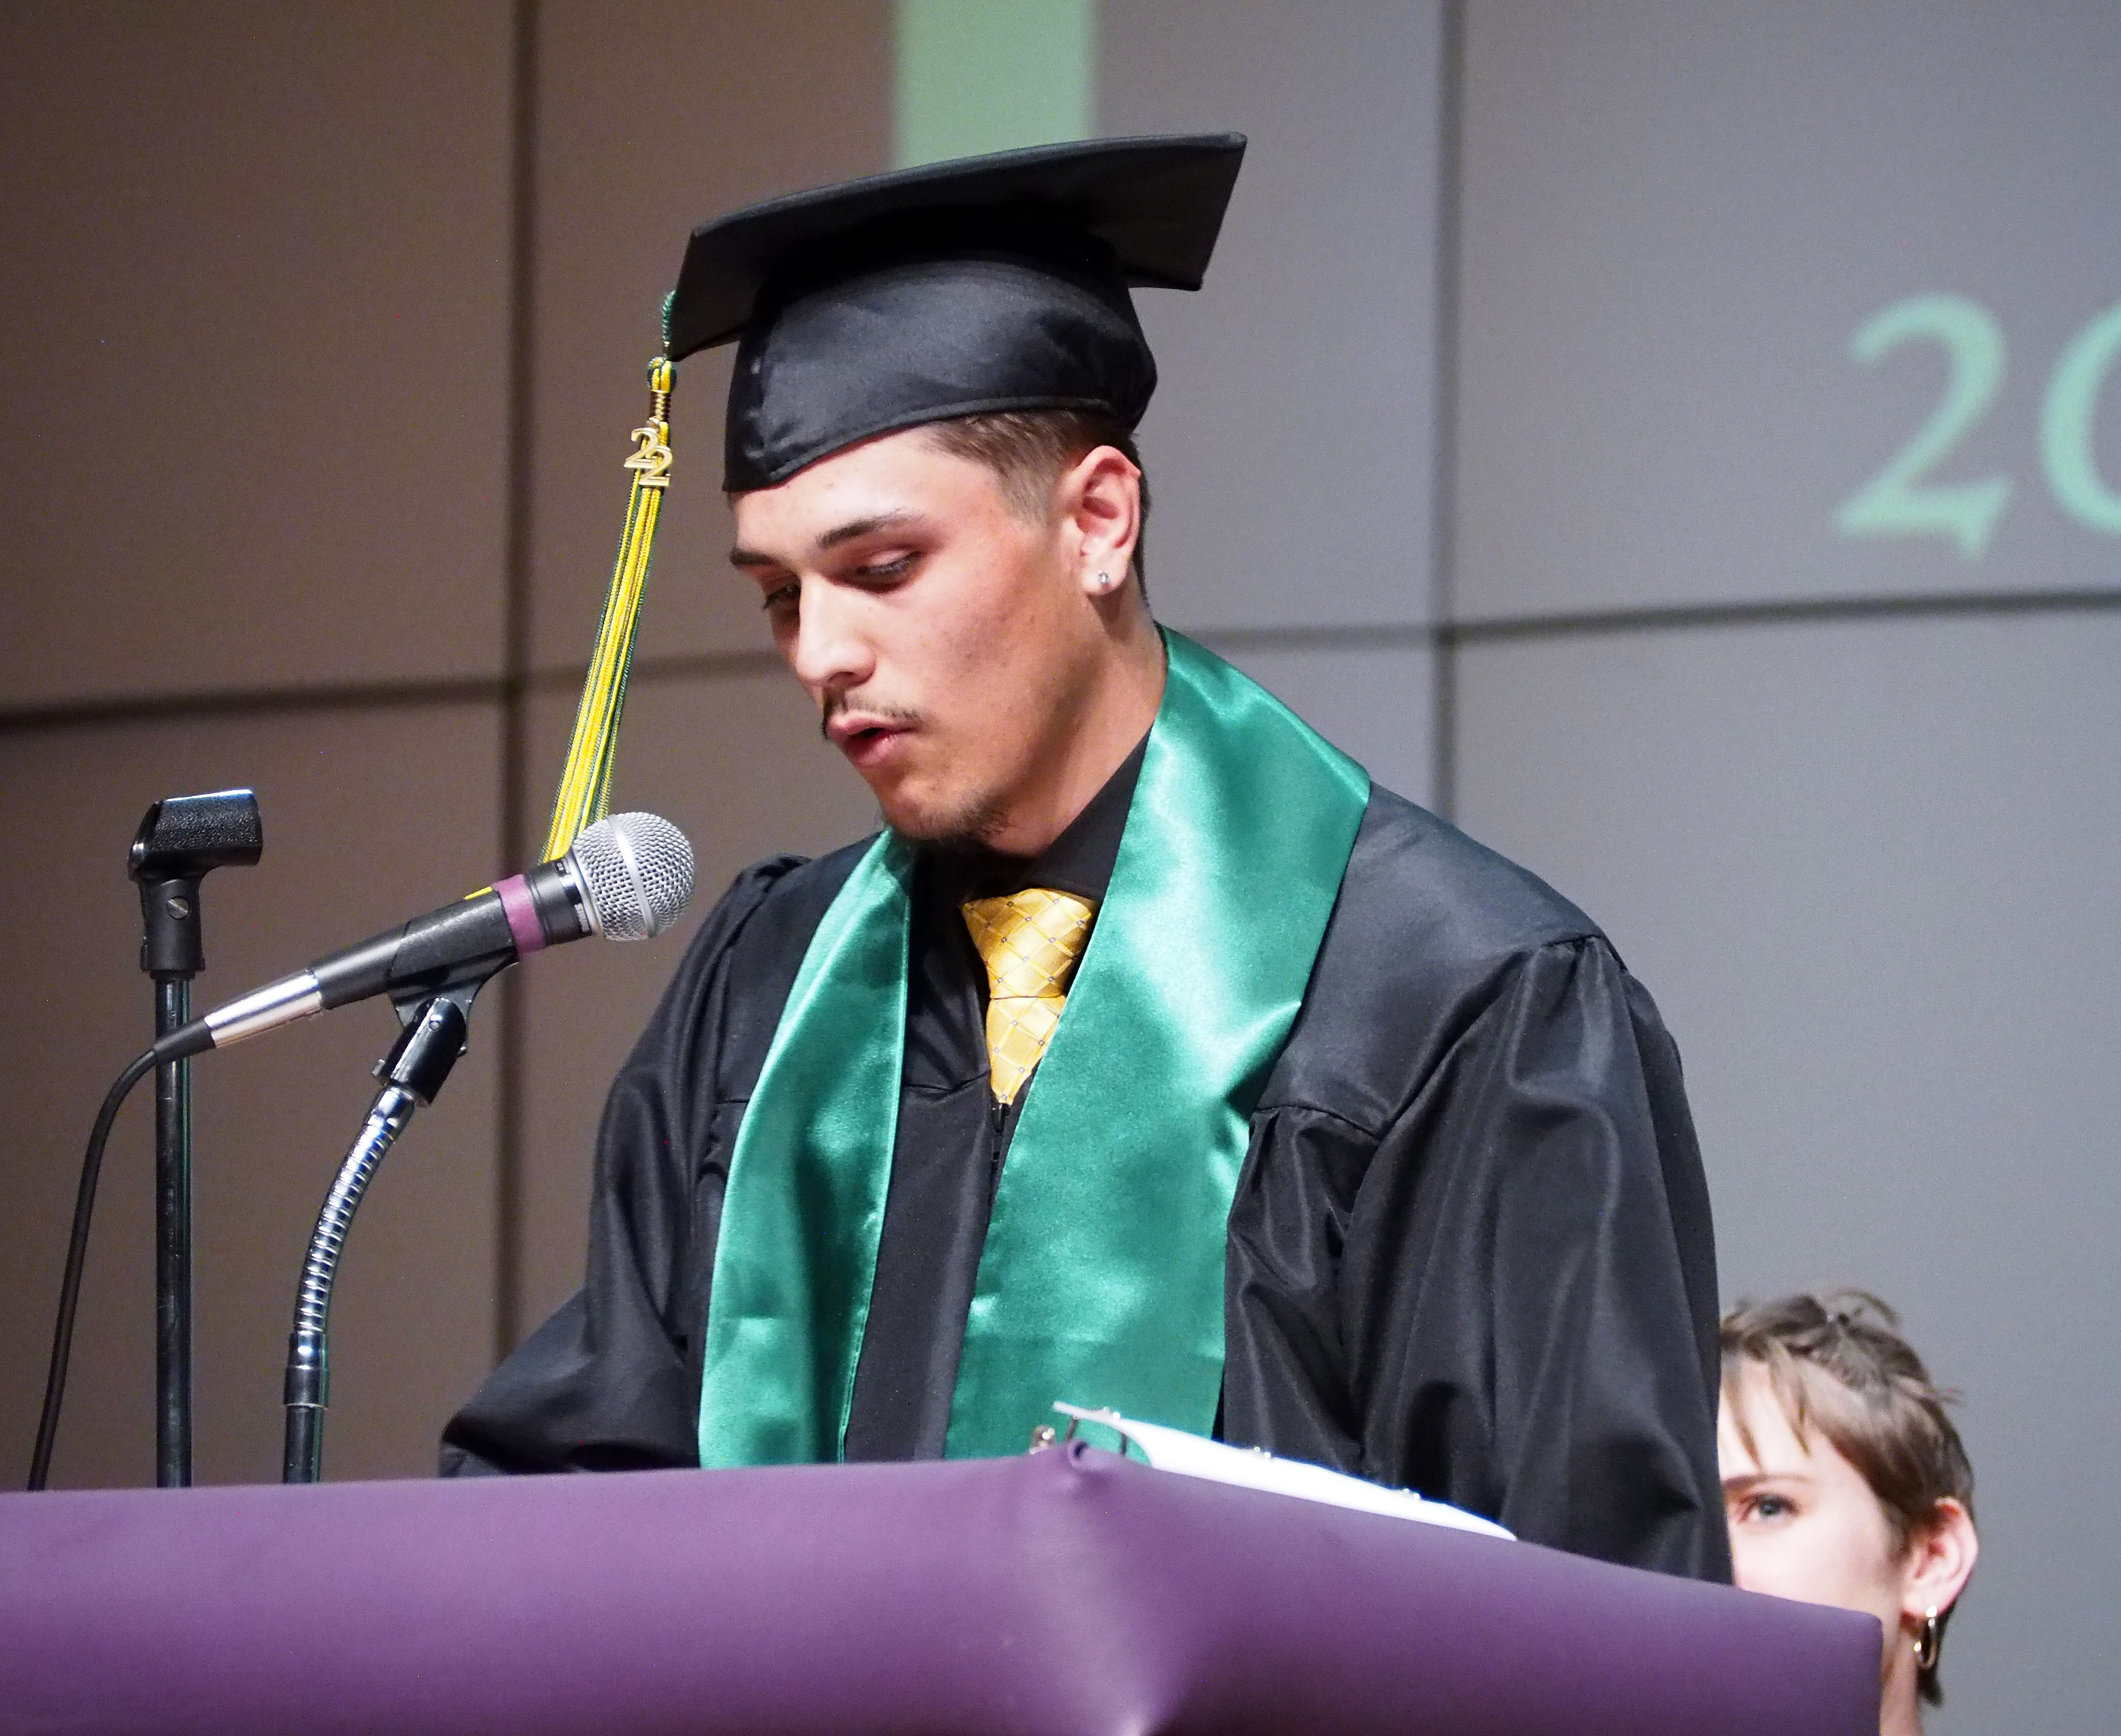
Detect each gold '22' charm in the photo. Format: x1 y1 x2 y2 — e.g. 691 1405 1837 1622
624 422 673 488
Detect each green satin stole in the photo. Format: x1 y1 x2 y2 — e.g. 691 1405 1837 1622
698 631 1370 1465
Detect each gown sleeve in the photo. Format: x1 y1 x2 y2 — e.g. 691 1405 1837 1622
438 858 801 1475
1225 936 1731 1580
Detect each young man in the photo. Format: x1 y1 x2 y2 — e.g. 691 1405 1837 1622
444 136 1729 1581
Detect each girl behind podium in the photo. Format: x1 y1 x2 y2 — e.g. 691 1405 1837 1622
1719 1292 1978 1736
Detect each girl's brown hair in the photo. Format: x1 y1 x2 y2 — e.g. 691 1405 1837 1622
1721 1290 1973 1706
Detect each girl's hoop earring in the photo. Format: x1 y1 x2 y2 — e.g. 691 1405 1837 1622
1912 1607 1941 1672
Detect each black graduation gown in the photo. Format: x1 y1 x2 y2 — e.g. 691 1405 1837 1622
442 776 1731 1583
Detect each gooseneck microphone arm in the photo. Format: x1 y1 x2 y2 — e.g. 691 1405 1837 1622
271 811 695 1483
284 993 472 1484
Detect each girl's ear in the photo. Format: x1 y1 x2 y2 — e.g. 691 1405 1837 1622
1899 1496 1978 1626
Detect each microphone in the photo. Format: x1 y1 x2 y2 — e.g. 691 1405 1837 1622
153 812 695 1064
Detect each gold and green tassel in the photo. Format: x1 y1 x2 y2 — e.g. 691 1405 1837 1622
541 355 676 862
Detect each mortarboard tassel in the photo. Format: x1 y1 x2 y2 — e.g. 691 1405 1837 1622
540 354 676 862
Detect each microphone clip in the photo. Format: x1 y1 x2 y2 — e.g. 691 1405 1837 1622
129 789 263 981
371 991 473 1106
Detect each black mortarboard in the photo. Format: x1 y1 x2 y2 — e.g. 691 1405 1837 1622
667 134 1247 491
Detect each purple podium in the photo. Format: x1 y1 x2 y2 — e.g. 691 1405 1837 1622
2 1443 1876 1735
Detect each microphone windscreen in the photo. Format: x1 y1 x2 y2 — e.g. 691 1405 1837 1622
571 812 696 940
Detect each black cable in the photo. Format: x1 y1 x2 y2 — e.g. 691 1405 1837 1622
29 1048 158 1491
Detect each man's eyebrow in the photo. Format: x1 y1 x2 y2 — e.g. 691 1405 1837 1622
817 509 922 552
729 510 925 572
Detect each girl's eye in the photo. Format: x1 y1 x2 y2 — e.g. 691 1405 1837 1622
1751 1494 1794 1521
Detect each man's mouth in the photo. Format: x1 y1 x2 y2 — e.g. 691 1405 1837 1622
827 712 913 771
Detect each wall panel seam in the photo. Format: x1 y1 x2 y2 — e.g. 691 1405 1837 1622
1445 587 2121 646
7 587 2116 743
1430 0 1467 820
494 0 542 1364
0 653 788 738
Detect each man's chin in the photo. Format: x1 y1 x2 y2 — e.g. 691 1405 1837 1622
876 780 1009 849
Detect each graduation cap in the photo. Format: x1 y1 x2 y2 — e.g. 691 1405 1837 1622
536 135 1245 863
666 133 1248 491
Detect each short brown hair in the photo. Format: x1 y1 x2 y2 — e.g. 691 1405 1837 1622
1721 1290 1974 1705
920 409 1151 595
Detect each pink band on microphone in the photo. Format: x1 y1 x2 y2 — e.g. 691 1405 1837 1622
493 874 546 956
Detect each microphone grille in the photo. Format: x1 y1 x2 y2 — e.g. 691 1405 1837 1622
571 812 696 941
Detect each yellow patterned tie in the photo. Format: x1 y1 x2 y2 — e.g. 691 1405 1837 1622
961 889 1097 1104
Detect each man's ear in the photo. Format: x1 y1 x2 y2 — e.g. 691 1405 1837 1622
1900 1496 1978 1624
1060 446 1141 593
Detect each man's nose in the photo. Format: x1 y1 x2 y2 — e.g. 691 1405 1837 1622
786 582 876 695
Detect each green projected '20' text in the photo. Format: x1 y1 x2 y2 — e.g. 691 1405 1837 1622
1835 294 2121 559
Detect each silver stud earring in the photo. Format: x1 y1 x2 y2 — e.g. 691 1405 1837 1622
1095 571 1113 591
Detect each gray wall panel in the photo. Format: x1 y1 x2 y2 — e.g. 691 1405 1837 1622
1101 0 1443 633
1459 1 2121 618
1453 611 2121 1732
0 703 504 1488
0 1 514 705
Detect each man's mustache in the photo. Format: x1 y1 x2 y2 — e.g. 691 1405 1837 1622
819 691 925 740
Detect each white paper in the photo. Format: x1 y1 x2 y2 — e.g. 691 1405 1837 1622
1050 1402 1516 1541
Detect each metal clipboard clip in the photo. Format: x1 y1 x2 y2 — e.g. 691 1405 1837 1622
1033 1400 1515 1541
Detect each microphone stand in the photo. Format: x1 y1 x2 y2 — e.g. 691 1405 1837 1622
281 984 479 1484
129 791 261 1487
151 974 191 1484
